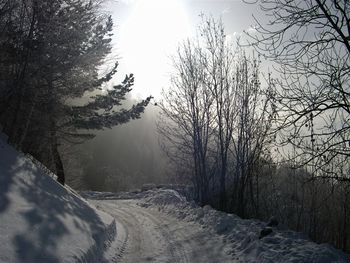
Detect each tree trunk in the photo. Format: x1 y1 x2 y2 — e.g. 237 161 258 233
51 135 65 185
8 6 37 146
50 120 65 185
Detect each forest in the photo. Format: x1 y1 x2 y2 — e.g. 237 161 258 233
1 0 350 254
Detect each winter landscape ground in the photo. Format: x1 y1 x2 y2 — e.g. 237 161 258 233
1 133 350 262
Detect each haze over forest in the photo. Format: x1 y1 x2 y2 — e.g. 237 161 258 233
63 0 261 192
64 103 169 191
1 0 350 255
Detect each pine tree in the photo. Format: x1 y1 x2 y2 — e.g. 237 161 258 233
0 0 151 185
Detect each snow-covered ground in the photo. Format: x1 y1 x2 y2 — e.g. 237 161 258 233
87 198 232 262
84 189 350 263
2 129 350 262
0 134 116 263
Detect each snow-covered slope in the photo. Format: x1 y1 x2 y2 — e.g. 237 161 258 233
0 134 116 263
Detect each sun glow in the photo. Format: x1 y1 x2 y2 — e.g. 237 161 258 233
118 0 192 99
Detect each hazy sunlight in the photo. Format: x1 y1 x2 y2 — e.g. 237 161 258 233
119 0 192 98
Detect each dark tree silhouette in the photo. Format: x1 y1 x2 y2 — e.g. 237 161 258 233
0 0 151 185
243 0 350 251
246 0 350 179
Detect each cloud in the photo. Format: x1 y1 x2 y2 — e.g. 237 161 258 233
118 0 137 5
225 32 239 44
222 7 232 14
245 26 257 34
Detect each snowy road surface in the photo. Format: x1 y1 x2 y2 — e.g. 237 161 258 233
84 189 350 263
90 199 232 263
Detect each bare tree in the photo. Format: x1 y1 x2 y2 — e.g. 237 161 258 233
244 0 350 251
228 52 276 217
198 17 237 209
158 39 215 204
158 17 276 211
246 0 350 178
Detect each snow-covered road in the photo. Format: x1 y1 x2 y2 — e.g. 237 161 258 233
91 199 232 263
83 189 350 263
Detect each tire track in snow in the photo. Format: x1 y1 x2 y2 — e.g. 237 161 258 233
93 200 189 263
94 204 129 262
123 204 189 263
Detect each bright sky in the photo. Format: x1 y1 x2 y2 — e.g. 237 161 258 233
106 0 260 100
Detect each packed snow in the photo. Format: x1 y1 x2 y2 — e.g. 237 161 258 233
2 129 350 262
84 188 350 262
0 134 116 263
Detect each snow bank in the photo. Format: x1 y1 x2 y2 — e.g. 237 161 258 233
0 137 116 263
137 189 350 263
81 184 193 201
142 189 186 206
